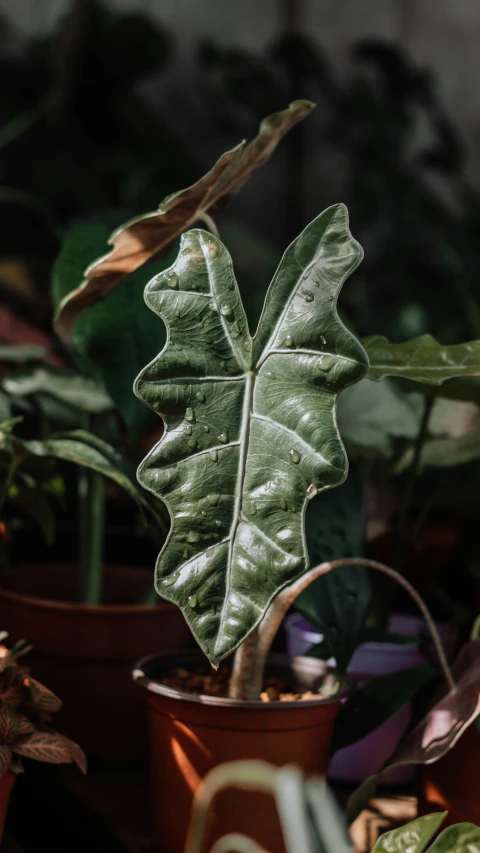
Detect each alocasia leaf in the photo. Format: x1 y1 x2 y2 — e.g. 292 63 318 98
54 100 314 341
135 204 368 664
364 335 480 404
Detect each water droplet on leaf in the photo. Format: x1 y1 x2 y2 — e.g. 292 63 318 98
218 431 228 443
162 572 179 587
208 493 220 506
303 290 314 303
204 425 210 433
195 391 206 403
289 449 301 464
188 594 198 608
184 425 192 435
283 335 294 348
187 531 200 544
187 437 198 450
210 449 219 462
185 407 195 422
220 303 233 318
245 500 257 516
265 371 276 380
166 272 179 289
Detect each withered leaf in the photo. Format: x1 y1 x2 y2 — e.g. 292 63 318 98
54 100 314 341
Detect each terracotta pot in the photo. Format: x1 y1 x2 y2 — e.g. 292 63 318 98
0 564 191 766
0 772 15 844
419 723 480 826
134 650 347 853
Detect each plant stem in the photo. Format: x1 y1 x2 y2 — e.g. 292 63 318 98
78 468 105 605
196 210 220 239
228 557 456 700
393 394 434 573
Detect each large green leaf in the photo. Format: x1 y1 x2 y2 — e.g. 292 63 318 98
364 335 480 403
52 223 173 441
135 205 368 664
295 469 370 672
21 432 152 521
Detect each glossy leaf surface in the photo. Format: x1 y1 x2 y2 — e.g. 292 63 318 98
54 101 314 341
372 813 446 853
364 335 480 404
135 205 368 663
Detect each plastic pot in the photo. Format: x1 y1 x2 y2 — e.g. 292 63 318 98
133 650 347 853
419 723 480 826
284 613 323 657
328 635 424 783
0 564 191 766
0 773 15 844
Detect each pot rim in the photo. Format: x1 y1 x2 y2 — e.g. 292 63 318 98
133 649 350 710
0 563 169 615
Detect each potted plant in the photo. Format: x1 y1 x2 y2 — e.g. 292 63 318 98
122 182 480 848
0 101 313 768
0 631 86 845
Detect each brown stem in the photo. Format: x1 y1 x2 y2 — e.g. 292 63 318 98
229 558 456 701
196 210 220 239
229 628 260 700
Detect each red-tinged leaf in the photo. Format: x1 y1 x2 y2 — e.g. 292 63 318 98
53 100 314 341
14 731 87 773
0 707 33 746
28 678 63 714
0 666 29 710
0 745 12 777
347 639 480 822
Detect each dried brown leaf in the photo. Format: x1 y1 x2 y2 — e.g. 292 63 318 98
54 100 314 341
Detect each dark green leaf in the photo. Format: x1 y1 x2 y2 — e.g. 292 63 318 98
364 335 480 404
22 433 149 518
332 665 438 753
296 469 370 672
52 222 173 440
3 367 113 414
135 205 368 663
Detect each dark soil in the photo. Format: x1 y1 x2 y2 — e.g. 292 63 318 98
157 665 323 702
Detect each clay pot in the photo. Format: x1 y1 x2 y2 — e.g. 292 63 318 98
0 564 191 766
133 650 347 853
0 773 15 844
419 723 480 826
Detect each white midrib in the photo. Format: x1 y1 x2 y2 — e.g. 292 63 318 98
216 369 254 646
